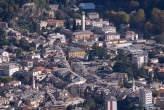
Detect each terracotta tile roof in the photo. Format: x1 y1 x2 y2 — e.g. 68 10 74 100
36 66 45 71
47 19 64 25
144 66 153 70
158 68 164 73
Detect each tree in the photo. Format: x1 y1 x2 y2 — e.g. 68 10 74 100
135 9 145 23
151 8 161 24
144 21 153 33
113 54 139 79
131 9 145 29
16 48 23 58
66 105 74 110
29 47 36 52
84 98 96 110
0 29 8 47
122 13 130 24
19 38 30 50
155 33 164 44
129 0 140 10
88 45 109 60
151 8 164 33
105 10 130 25
56 10 66 20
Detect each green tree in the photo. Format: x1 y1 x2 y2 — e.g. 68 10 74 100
88 45 109 60
155 33 164 44
56 10 66 20
122 13 130 24
19 38 30 50
84 98 96 110
0 29 8 47
131 9 145 29
144 21 153 33
151 8 163 33
135 9 145 23
29 47 36 52
129 0 140 10
16 48 23 57
151 8 161 24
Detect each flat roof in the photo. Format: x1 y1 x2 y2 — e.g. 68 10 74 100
69 48 85 52
73 31 93 35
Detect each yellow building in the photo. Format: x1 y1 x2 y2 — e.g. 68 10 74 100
68 48 86 59
47 19 65 28
54 20 65 28
73 31 93 40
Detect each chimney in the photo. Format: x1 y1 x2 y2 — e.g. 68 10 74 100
82 12 86 31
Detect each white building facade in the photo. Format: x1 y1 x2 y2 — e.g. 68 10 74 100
88 12 99 19
139 89 153 109
105 34 120 41
125 31 138 41
132 52 148 68
102 26 116 34
106 97 117 110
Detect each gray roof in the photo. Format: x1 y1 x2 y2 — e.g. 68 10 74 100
79 3 96 9
69 48 85 52
73 31 93 35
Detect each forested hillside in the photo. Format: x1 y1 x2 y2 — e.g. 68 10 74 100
79 0 164 40
0 0 49 22
1 0 164 41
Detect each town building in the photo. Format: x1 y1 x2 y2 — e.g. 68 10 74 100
39 21 47 30
105 33 120 41
125 31 138 41
132 51 148 68
75 19 81 26
48 33 66 45
101 26 116 34
106 96 117 110
156 97 164 110
6 28 22 40
8 80 21 87
22 90 45 108
0 97 10 107
88 12 99 19
47 19 65 28
95 41 104 47
49 4 59 11
0 50 10 63
30 53 41 59
0 63 20 76
150 58 159 64
91 19 109 28
72 31 93 41
139 89 153 109
0 22 8 29
68 48 86 59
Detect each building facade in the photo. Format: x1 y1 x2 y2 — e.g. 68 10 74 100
125 31 138 41
68 48 86 59
73 31 93 40
139 89 153 109
105 33 120 41
88 12 99 19
106 97 117 110
0 63 19 76
47 19 65 28
132 52 148 68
